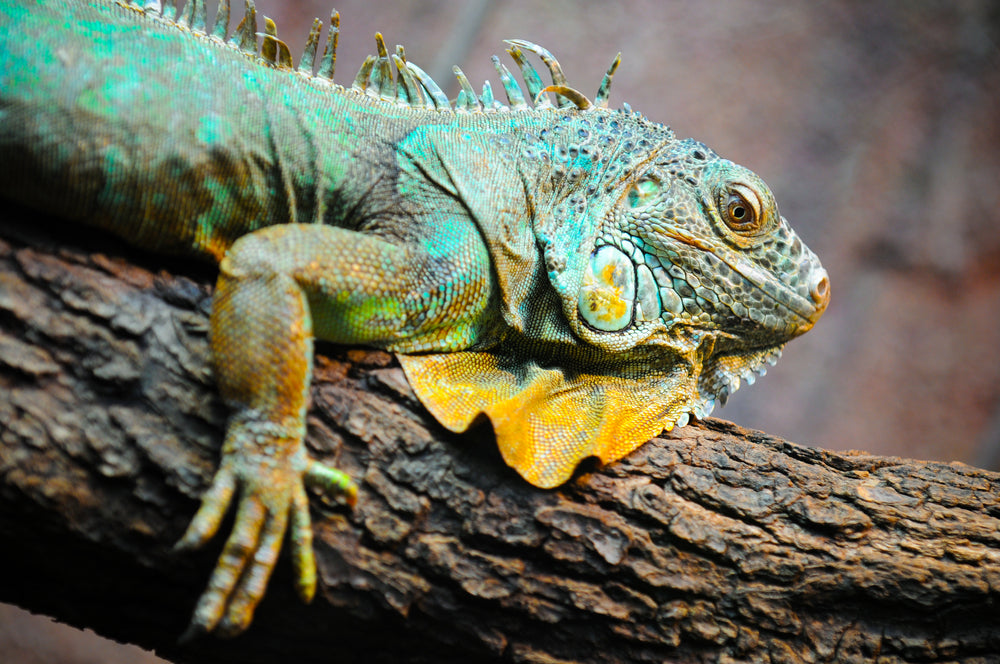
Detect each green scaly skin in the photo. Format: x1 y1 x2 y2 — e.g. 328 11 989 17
0 0 830 638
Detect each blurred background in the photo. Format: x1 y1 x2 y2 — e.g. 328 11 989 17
5 0 998 661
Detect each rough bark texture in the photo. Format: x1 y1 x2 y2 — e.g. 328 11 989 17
1 205 999 664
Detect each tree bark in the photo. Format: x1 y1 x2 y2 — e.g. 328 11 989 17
1 205 999 664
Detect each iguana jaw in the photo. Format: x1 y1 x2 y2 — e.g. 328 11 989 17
578 228 829 346
657 224 828 331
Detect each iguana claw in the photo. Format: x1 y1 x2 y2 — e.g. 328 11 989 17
306 460 358 507
174 437 356 639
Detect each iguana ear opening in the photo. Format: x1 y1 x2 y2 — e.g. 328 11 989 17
533 150 677 354
398 344 699 488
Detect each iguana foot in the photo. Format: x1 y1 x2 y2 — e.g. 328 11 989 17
174 418 356 640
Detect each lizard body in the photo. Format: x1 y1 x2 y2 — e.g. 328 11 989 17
0 0 830 637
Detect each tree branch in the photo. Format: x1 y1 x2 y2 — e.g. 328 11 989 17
1 205 999 664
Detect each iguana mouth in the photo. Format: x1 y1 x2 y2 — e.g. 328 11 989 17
658 225 828 328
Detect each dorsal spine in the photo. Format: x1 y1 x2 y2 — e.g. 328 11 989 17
118 0 625 115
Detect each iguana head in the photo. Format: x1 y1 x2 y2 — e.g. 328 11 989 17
400 117 830 488
574 137 829 411
395 44 830 489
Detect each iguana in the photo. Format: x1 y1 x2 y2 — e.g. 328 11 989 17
0 0 830 639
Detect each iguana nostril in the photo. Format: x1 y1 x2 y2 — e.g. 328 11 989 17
810 269 830 308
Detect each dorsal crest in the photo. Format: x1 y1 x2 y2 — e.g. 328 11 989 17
117 0 626 114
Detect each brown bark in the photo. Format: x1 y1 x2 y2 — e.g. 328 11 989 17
1 204 999 664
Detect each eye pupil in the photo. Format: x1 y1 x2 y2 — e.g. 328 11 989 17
723 191 758 231
719 183 768 237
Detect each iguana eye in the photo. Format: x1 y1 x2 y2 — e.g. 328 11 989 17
720 183 764 234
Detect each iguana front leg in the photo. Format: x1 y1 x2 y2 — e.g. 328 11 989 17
175 221 494 637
